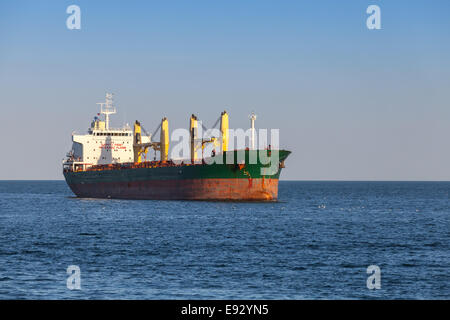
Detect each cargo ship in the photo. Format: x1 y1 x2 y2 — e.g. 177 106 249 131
63 94 290 201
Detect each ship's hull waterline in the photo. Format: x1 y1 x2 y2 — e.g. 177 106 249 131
64 150 290 201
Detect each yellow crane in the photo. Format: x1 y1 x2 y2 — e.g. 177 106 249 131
190 111 229 163
133 118 169 163
134 110 229 164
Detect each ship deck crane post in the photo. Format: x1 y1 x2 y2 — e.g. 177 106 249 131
220 111 229 153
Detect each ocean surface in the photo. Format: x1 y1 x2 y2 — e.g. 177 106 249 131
0 181 448 299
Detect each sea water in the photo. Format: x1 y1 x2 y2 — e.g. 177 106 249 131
0 181 448 299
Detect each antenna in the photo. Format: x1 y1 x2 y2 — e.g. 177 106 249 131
96 93 116 130
249 111 257 150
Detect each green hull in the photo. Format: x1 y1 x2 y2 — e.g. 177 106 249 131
64 149 291 200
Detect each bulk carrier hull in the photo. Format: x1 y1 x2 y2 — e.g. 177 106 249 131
64 150 290 201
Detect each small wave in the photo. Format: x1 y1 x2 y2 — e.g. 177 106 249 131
20 250 46 255
425 242 441 247
400 262 417 267
307 262 327 267
291 266 306 271
0 251 17 256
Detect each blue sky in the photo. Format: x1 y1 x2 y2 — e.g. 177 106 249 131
0 0 449 180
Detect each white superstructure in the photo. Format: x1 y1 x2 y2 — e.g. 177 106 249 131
64 93 151 171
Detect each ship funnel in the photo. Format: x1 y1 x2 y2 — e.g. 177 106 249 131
160 117 169 161
220 111 229 152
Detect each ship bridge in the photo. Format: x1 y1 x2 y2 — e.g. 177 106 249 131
63 93 151 172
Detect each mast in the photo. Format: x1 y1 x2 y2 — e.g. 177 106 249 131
96 93 116 130
249 112 257 150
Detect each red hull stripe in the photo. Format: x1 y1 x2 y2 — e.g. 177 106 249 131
68 178 279 201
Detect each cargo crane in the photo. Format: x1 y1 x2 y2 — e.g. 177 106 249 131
189 111 229 163
133 118 169 163
133 110 227 164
